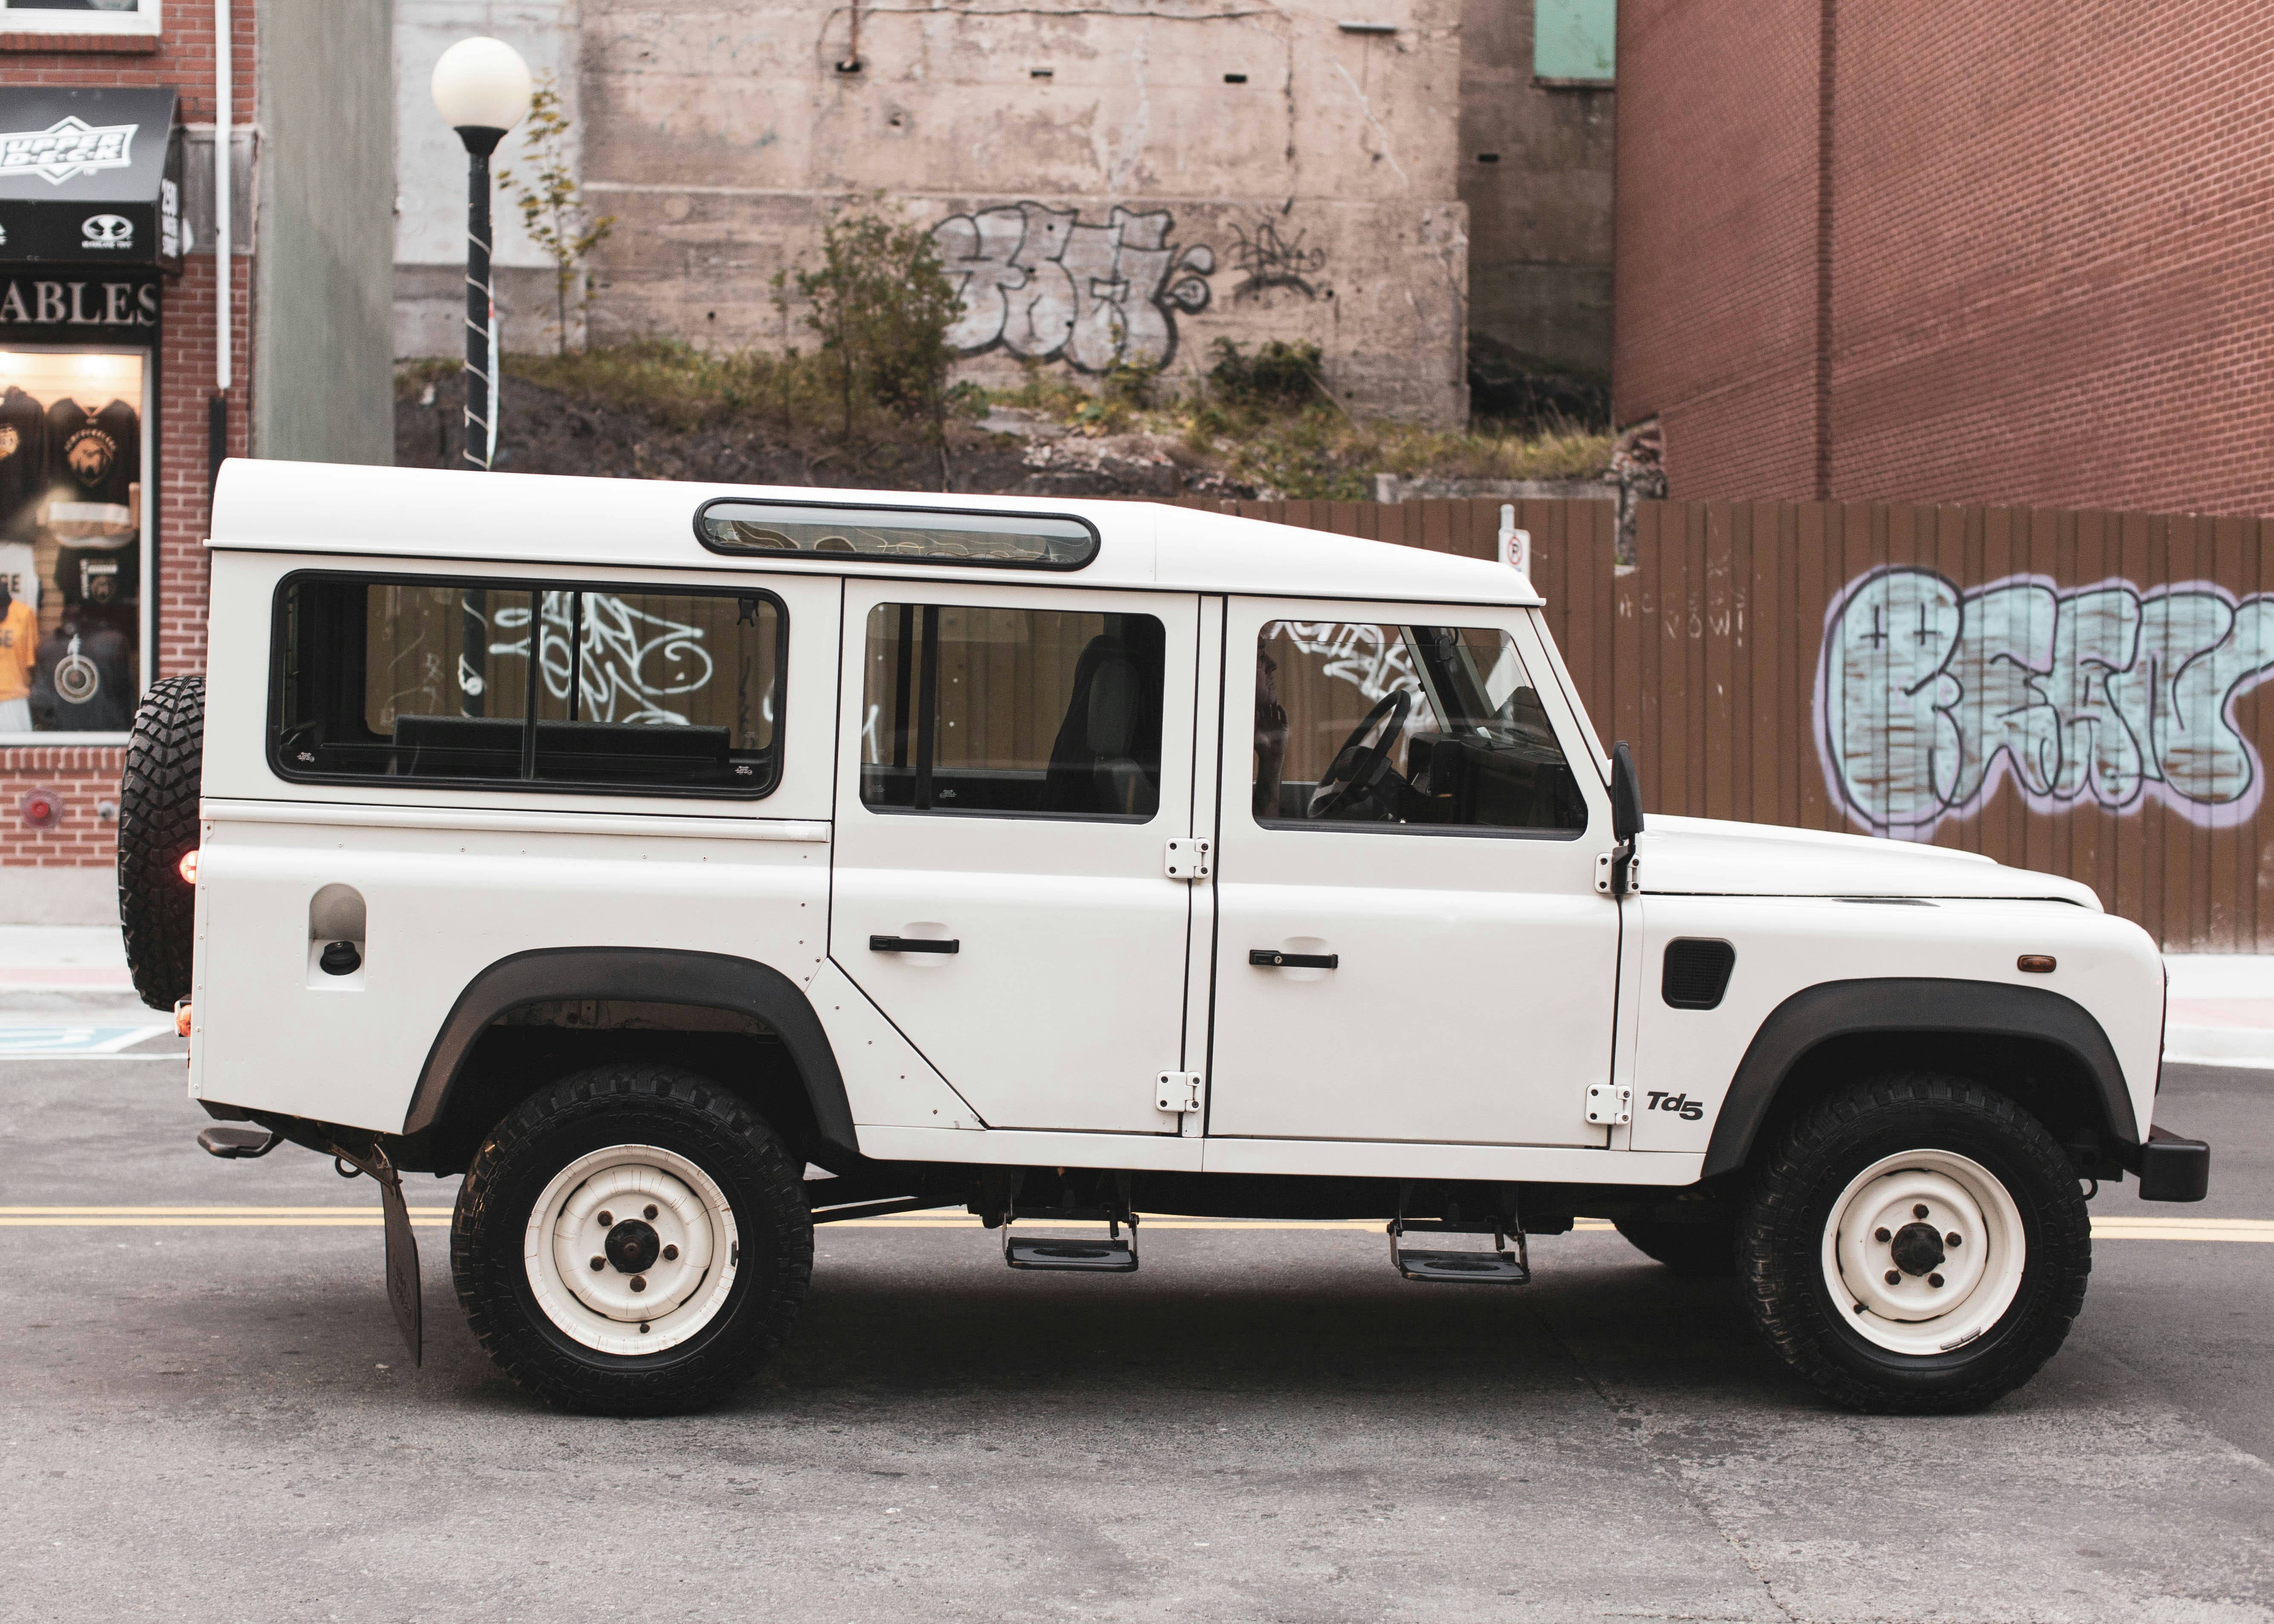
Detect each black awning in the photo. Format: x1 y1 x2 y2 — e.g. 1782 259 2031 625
0 89 182 270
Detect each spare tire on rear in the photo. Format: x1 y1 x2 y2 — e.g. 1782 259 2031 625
118 674 203 1010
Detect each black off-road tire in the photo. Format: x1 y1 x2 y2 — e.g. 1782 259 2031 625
117 674 204 1010
452 1063 813 1416
1739 1073 2090 1414
1615 1213 1738 1277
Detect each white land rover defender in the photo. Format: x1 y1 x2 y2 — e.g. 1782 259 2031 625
119 461 2210 1416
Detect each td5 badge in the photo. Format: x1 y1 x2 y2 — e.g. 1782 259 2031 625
1646 1091 1704 1121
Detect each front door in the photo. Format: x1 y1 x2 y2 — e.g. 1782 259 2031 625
1206 599 1621 1147
829 580 1201 1135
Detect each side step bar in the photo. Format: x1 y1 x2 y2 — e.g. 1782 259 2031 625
1005 1218 1138 1273
197 1125 279 1159
989 1169 1141 1272
1389 1183 1531 1283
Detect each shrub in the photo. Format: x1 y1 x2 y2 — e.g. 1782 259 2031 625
1207 339 1327 408
781 203 961 478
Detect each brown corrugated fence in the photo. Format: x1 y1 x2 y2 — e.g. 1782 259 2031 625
1180 496 2274 951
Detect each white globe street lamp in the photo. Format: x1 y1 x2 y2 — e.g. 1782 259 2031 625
432 37 532 471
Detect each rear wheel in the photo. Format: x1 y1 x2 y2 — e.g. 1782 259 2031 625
452 1062 812 1415
1739 1073 2089 1413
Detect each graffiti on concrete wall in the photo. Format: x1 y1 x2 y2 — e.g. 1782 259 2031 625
1818 566 2274 833
931 202 1215 372
1227 219 1326 301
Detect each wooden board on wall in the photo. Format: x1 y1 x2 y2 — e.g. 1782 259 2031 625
1178 494 2271 949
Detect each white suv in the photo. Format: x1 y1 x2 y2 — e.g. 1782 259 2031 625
117 460 2210 1416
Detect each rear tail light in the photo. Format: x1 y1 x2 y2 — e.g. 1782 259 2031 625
178 849 199 884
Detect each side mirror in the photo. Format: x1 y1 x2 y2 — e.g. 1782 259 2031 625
1610 741 1644 845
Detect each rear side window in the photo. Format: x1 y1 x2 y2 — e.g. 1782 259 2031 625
859 602 1164 820
273 575 784 797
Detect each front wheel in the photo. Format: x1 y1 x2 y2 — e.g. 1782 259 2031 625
451 1063 813 1415
1739 1074 2089 1414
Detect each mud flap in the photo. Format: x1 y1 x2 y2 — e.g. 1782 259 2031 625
329 1139 423 1367
375 1150 423 1367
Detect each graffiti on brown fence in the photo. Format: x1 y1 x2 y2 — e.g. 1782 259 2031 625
1819 566 2274 833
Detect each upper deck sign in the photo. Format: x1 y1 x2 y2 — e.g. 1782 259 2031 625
0 118 136 186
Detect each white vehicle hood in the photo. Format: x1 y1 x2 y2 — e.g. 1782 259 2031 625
1639 815 2102 907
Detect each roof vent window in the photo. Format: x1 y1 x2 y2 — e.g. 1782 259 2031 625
694 500 1098 570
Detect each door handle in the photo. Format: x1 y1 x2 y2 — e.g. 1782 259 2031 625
871 935 959 954
1249 949 1338 969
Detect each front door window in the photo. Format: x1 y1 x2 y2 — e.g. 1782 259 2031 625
1253 619 1589 832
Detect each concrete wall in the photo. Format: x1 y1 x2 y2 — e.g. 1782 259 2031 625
255 0 397 465
394 0 583 356
584 0 1467 422
385 0 1470 424
1457 0 1614 381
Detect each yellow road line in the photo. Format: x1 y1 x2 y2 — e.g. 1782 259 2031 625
0 1206 455 1217
2092 1218 2274 1241
0 1216 450 1227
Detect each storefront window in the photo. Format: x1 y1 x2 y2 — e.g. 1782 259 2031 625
0 347 148 739
0 3 162 36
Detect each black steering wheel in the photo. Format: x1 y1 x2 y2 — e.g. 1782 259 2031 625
1307 688 1415 819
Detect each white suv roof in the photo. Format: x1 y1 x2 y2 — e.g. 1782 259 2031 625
208 460 1546 608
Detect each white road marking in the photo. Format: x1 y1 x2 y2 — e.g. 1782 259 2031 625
0 1025 173 1058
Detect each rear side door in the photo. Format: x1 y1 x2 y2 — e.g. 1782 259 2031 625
827 580 1202 1135
1205 599 1620 1147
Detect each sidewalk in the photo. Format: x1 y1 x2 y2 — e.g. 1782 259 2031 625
3 925 2271 1067
0 925 171 1056
2162 956 2274 1069
0 925 133 992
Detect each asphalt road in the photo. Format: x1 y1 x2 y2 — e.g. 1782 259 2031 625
1 1035 2268 1624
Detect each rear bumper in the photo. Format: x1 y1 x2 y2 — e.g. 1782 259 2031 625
2116 1124 2211 1203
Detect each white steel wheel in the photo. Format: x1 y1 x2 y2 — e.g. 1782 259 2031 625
524 1143 740 1356
1819 1147 2026 1358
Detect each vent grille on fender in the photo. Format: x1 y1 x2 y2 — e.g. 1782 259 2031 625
1662 939 1736 1010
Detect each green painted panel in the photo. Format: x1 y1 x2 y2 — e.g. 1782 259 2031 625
1534 0 1615 82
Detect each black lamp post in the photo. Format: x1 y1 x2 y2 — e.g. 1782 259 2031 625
431 37 532 471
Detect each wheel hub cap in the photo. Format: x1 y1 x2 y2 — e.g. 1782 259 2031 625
522 1144 740 1357
1820 1149 2028 1358
1888 1220 1946 1276
604 1218 662 1274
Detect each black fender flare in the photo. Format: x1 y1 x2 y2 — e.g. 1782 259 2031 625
401 947 857 1159
1700 977 2141 1179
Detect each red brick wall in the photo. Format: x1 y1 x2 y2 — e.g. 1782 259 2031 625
0 747 126 868
1614 1 2274 514
1613 0 1824 500
0 2 250 867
